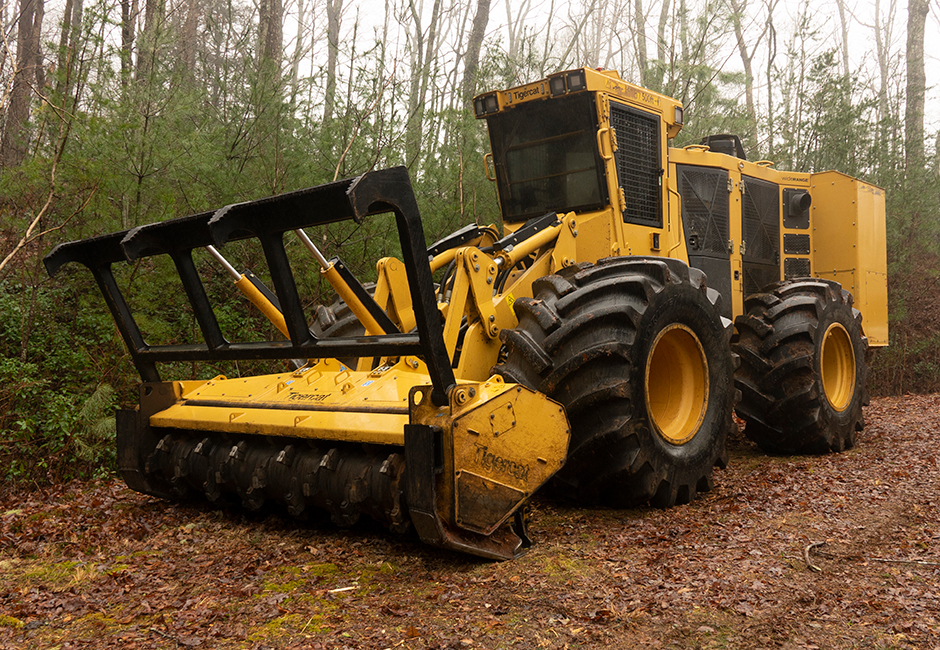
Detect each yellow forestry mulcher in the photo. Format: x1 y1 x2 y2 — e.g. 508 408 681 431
45 68 888 559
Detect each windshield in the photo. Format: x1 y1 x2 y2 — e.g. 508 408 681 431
486 93 608 223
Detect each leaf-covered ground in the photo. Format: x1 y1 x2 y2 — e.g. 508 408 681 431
1 394 939 649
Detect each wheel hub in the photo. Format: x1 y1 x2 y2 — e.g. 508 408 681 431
645 324 709 445
820 322 856 412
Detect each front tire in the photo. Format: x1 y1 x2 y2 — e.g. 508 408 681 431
494 257 735 508
732 279 869 454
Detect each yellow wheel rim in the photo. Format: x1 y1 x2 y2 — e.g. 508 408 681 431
645 324 709 445
820 322 856 412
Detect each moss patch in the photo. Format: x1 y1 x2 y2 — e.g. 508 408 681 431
22 560 100 588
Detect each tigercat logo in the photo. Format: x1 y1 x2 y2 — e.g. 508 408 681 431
474 443 530 482
512 86 543 102
288 392 330 402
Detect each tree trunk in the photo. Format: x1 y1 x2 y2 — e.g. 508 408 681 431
55 0 83 96
729 0 772 158
56 0 76 85
872 0 898 169
258 0 282 69
405 0 442 167
461 0 490 101
136 0 166 82
289 0 307 105
765 12 776 156
503 0 530 77
904 0 928 171
180 0 200 74
679 0 688 62
1 0 44 167
540 0 555 76
634 0 647 85
656 0 670 63
31 0 44 92
835 0 850 78
323 0 343 126
121 0 134 80
730 0 756 155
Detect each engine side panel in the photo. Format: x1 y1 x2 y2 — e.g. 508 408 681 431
676 164 733 319
810 171 889 346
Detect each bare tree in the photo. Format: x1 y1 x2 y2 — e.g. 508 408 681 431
728 0 775 157
834 0 850 78
289 0 310 105
461 0 491 100
634 0 648 84
904 0 928 171
258 0 283 69
862 0 903 168
872 0 895 125
323 0 343 125
136 0 166 81
55 0 83 96
404 0 442 166
1 0 44 167
678 0 688 62
503 0 530 78
180 0 201 74
764 5 776 154
121 0 137 79
555 0 599 72
656 0 670 63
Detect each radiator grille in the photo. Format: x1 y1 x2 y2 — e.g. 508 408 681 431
611 103 662 227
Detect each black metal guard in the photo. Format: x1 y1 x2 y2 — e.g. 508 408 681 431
44 167 456 405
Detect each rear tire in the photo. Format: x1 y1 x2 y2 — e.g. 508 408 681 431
494 257 735 508
732 279 869 454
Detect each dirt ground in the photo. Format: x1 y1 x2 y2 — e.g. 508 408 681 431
1 394 939 649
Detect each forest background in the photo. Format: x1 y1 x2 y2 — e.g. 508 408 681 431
0 0 937 484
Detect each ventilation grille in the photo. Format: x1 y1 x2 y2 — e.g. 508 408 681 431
742 177 780 263
785 258 811 279
742 176 780 295
784 233 811 255
611 103 661 227
677 166 729 256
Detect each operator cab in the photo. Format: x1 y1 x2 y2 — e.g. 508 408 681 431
474 68 683 230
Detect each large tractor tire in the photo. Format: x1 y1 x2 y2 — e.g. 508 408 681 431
311 284 376 368
313 283 375 339
494 257 735 508
732 279 869 454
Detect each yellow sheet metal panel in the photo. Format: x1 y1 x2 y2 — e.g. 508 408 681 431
151 402 409 444
410 377 571 536
810 171 888 346
857 182 889 346
481 68 683 133
150 358 436 445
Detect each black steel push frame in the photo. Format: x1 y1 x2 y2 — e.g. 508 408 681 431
44 167 457 406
